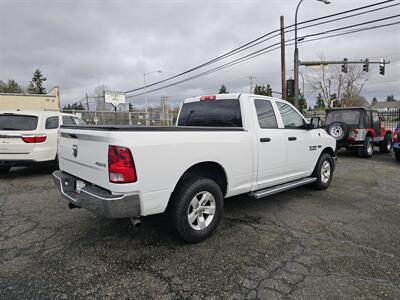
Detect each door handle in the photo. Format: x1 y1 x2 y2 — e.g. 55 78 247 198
260 138 271 143
288 137 297 141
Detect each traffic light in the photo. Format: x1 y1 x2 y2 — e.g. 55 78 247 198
129 103 133 112
341 58 348 73
380 60 385 76
286 79 295 98
363 58 369 72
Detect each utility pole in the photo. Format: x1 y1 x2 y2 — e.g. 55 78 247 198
85 93 89 110
248 76 256 94
280 16 286 100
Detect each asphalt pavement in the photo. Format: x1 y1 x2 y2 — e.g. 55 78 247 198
1 151 399 299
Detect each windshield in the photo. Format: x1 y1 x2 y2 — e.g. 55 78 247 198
326 110 361 125
178 99 242 127
0 115 38 130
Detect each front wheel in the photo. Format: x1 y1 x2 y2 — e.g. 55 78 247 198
0 166 11 174
379 134 393 153
168 176 223 243
312 153 334 190
358 136 373 158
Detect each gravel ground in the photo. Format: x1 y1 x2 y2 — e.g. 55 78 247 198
1 151 399 299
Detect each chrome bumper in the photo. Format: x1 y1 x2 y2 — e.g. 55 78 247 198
52 170 141 219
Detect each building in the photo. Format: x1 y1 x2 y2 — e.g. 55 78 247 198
370 100 400 112
0 86 60 111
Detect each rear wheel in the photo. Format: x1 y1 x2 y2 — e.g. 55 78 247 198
312 153 334 190
358 136 373 158
379 134 393 153
0 166 11 174
168 176 223 243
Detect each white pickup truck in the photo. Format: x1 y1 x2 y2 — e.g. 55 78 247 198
53 94 336 242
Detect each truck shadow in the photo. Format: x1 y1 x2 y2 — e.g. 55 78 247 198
0 164 57 179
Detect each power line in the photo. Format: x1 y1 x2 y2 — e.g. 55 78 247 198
126 18 400 98
124 0 397 94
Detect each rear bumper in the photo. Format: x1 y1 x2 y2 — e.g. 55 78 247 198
52 170 141 219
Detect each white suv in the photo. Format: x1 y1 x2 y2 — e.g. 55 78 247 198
0 111 85 173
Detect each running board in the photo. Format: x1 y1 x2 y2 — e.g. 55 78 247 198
249 177 317 199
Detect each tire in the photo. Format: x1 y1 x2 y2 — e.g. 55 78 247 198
327 122 348 141
312 153 334 190
358 136 373 158
379 134 393 153
168 176 223 243
0 166 11 174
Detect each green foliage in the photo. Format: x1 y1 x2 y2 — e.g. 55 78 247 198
218 84 228 94
27 69 47 94
0 79 22 93
63 102 85 111
253 83 273 96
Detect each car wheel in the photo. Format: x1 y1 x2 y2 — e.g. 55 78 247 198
358 136 373 158
168 176 223 243
379 134 393 153
312 153 334 190
0 166 11 174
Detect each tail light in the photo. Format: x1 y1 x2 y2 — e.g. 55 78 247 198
21 135 47 143
200 95 216 101
108 145 137 183
394 130 399 143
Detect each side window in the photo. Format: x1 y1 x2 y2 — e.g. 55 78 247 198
276 102 305 129
45 116 59 129
372 112 380 123
62 116 75 125
254 100 278 129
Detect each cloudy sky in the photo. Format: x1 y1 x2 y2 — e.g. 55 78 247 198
1 0 399 109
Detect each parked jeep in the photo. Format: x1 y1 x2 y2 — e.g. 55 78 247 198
394 122 400 161
325 108 392 158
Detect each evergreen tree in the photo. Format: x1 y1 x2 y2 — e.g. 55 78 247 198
63 102 85 111
218 84 228 94
0 79 22 93
372 97 378 105
266 84 273 96
314 93 326 110
386 95 396 102
27 69 47 94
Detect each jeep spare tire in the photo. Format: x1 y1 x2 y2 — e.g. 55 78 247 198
327 122 347 141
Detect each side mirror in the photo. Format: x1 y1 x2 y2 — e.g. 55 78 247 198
310 117 322 129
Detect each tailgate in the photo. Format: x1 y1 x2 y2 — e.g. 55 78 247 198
58 128 111 189
0 114 39 155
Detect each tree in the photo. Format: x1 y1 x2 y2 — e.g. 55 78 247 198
372 97 378 105
342 89 368 107
218 84 228 94
305 58 368 108
386 95 396 102
27 69 47 94
0 79 22 93
63 102 85 111
254 83 273 96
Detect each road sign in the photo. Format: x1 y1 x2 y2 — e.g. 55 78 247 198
104 91 126 107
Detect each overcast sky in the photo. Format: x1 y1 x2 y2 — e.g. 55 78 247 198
1 0 399 109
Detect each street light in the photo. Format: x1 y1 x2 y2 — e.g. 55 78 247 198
144 70 162 125
294 0 330 109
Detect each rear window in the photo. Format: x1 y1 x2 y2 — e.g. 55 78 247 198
326 110 361 125
0 115 38 131
177 99 242 127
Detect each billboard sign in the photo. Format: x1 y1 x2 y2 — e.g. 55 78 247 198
104 91 126 107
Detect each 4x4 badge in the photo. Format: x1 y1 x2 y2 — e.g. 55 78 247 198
72 145 78 158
